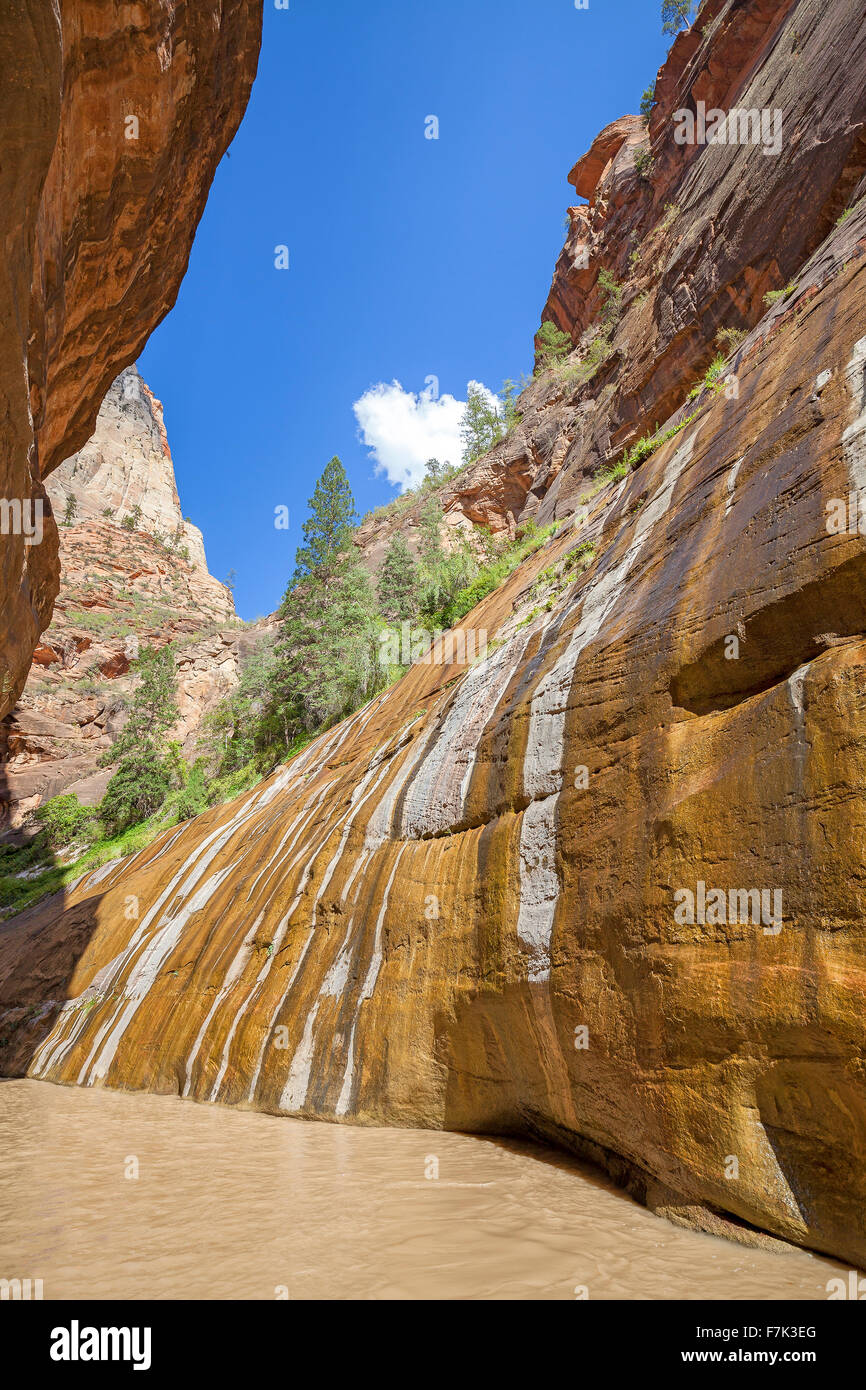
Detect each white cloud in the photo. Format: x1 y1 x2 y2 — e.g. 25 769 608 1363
353 379 500 491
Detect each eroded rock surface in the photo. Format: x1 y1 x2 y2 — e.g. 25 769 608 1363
0 365 245 829
2 0 866 1268
0 0 262 721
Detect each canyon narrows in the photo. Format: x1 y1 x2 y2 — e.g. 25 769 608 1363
3 0 866 1276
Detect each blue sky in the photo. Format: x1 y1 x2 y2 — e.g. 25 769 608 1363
139 0 670 620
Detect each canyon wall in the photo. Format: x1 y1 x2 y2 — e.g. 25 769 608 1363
1 366 244 829
0 0 263 723
2 0 866 1268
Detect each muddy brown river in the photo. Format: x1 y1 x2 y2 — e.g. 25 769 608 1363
0 1078 845 1300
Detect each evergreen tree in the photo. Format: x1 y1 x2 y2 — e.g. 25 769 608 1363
292 455 356 582
103 646 178 766
269 457 381 732
460 383 504 465
99 645 179 834
377 533 419 623
661 0 696 35
423 457 445 485
534 321 572 373
416 499 477 621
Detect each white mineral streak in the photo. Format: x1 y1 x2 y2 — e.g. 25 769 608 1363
399 628 533 838
842 335 866 488
335 843 408 1116
724 456 743 516
516 431 697 982
32 771 291 1085
267 720 439 1113
30 690 391 1090
215 758 391 1104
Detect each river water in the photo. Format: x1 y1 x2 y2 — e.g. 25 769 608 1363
0 1078 843 1300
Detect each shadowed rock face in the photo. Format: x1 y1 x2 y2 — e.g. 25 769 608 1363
0 0 263 721
2 0 866 1268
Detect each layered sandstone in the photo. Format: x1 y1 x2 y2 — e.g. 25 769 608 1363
0 365 240 829
47 365 221 585
0 0 263 722
2 0 866 1271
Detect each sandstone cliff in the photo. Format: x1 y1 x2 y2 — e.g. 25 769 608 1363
0 0 263 724
1 366 243 829
2 0 866 1269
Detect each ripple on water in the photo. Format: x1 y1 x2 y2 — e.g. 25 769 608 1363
0 1079 845 1300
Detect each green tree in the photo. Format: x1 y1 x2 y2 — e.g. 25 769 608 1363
423 457 445 485
535 321 572 373
460 384 504 465
62 494 78 527
377 533 419 623
99 645 179 835
103 646 178 766
34 794 94 849
416 498 478 621
293 455 356 583
269 457 381 733
501 379 522 431
662 0 696 35
640 80 656 121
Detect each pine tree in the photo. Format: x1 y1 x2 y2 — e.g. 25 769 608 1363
99 645 179 834
460 384 504 465
292 455 356 583
534 321 572 373
661 0 696 35
270 457 381 732
377 533 419 622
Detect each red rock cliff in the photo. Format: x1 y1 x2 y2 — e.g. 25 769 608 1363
0 0 263 721
2 0 866 1270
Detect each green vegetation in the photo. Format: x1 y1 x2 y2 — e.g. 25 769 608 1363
715 326 746 353
62 495 78 527
267 456 382 738
597 269 623 329
640 81 656 122
686 353 727 401
460 383 505 464
34 794 96 850
634 145 654 180
534 322 573 374
429 521 557 630
99 645 179 836
661 0 697 35
763 282 798 308
377 533 420 622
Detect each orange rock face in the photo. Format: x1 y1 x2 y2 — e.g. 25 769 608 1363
0 1 262 722
2 0 866 1271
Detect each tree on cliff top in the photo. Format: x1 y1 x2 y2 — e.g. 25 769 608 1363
661 0 697 35
460 383 504 466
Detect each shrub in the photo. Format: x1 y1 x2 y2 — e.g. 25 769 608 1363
99 755 173 837
715 326 746 353
34 794 95 850
535 321 572 373
763 282 797 308
634 145 654 180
